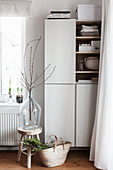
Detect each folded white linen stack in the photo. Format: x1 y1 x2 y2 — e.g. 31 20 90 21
47 11 71 19
81 25 99 36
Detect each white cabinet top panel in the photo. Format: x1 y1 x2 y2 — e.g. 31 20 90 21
45 19 76 84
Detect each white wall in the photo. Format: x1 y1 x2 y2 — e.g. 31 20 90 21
26 0 102 139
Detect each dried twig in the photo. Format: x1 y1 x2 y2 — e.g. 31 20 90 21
32 66 56 89
23 38 41 86
20 79 29 91
21 72 30 89
31 37 41 80
21 38 56 93
32 63 51 85
29 47 32 85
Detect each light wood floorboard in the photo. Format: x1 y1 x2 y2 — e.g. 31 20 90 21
0 150 98 170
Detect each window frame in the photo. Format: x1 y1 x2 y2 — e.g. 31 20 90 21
0 17 26 99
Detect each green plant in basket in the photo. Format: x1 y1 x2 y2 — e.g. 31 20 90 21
23 138 50 151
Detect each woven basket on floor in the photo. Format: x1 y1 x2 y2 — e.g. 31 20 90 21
39 134 72 167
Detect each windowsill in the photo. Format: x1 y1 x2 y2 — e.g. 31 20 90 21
0 102 21 107
0 94 23 105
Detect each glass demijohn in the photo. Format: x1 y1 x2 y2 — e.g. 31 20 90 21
20 91 41 130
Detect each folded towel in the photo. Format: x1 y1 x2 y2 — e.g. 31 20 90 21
47 13 71 19
81 29 99 33
82 25 98 29
81 32 99 36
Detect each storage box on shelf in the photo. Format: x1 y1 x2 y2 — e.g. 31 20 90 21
76 20 101 83
77 5 102 21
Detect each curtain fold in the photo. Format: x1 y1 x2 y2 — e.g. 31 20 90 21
0 0 32 17
90 0 113 170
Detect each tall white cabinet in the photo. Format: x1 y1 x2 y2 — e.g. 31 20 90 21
45 19 98 147
45 19 76 146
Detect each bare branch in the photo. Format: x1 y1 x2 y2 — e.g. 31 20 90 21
20 79 29 91
20 38 56 93
23 38 41 87
21 83 29 91
31 37 41 79
29 47 32 84
32 63 51 85
21 72 30 88
31 66 56 89
20 77 29 91
24 38 41 61
33 37 41 60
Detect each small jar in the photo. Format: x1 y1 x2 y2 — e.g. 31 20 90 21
79 60 84 71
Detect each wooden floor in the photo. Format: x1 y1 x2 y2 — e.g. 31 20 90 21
0 150 98 170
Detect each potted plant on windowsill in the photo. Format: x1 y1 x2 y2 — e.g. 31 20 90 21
8 78 12 103
16 87 23 103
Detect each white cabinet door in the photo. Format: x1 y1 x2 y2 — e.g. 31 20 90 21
45 85 75 146
45 19 75 83
76 84 98 147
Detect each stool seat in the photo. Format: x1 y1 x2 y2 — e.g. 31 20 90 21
17 125 42 169
18 126 42 136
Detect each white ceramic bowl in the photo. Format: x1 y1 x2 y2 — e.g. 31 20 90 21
84 57 99 70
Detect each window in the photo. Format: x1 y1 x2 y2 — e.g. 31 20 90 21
0 17 26 96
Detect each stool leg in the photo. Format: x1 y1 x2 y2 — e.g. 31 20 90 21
17 134 24 162
27 146 31 168
37 134 40 140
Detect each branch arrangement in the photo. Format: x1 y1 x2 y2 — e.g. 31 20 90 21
20 37 56 92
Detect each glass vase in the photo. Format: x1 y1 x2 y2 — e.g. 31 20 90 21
20 91 41 130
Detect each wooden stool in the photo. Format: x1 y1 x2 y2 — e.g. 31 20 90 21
17 126 42 168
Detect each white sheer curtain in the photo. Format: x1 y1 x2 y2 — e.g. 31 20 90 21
90 0 113 170
0 0 32 16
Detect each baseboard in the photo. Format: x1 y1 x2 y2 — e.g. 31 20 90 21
0 146 19 150
70 147 90 150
